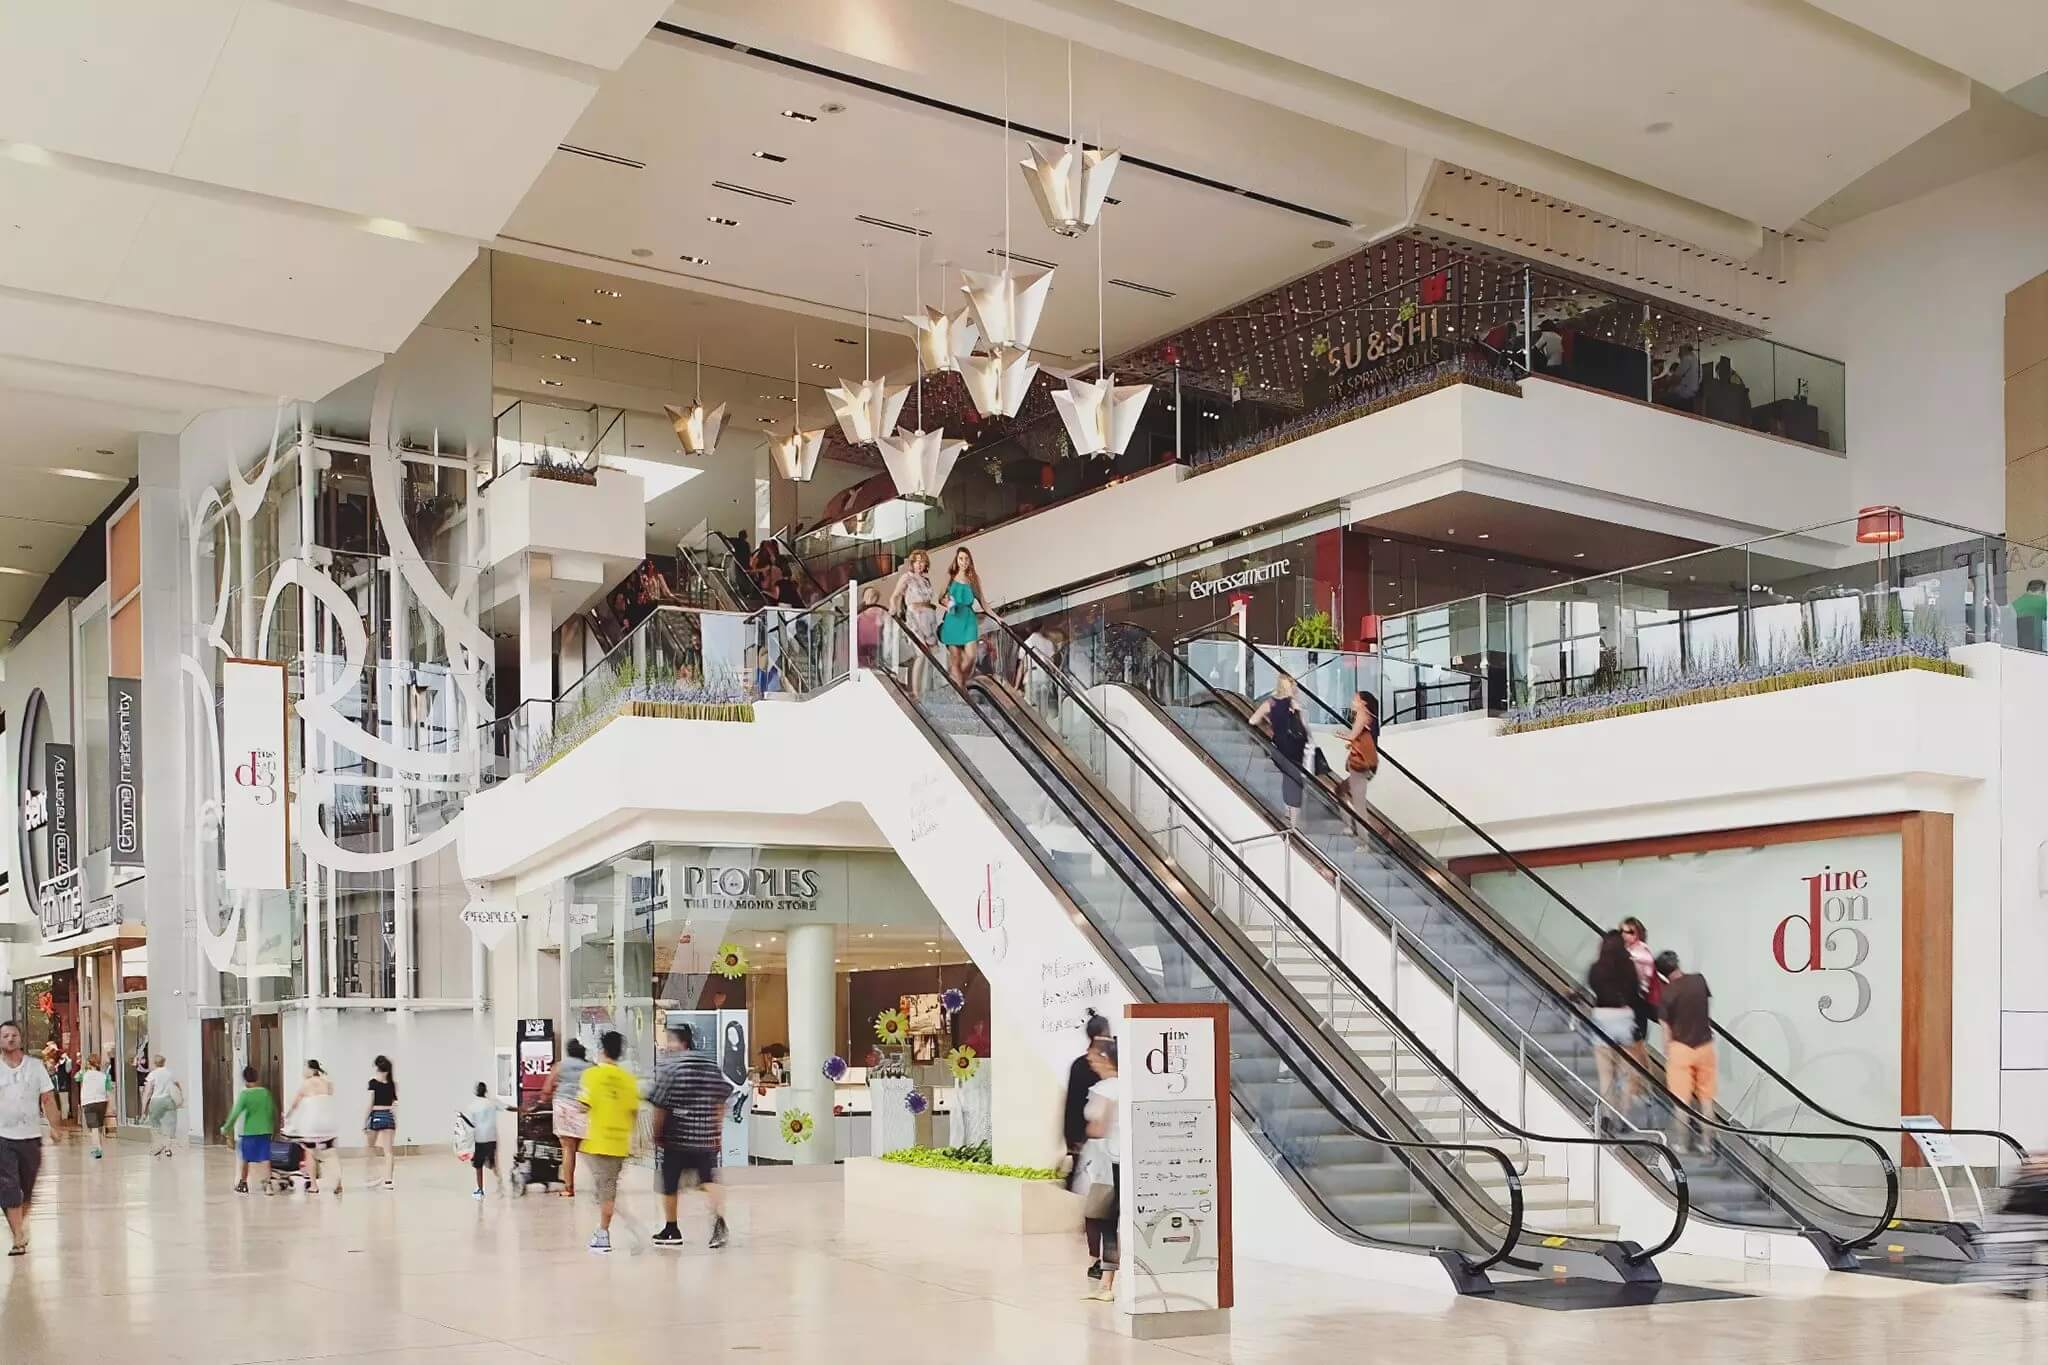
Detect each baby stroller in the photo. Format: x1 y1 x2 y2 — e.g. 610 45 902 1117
1973 1159 2048 1296
265 1135 309 1194
509 1105 564 1195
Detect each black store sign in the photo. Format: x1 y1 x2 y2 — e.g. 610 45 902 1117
46 742 74 879
109 677 143 867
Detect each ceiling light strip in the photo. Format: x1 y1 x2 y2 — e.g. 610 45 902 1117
557 144 646 170
712 180 796 206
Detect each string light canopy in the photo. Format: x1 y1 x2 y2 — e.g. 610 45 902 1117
771 330 825 481
1019 44 1120 238
661 342 726 457
825 245 909 445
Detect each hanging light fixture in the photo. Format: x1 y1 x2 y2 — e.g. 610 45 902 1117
962 26 1053 418
882 227 968 501
825 244 909 445
662 342 726 457
1020 43 1120 238
772 330 824 481
1052 133 1149 457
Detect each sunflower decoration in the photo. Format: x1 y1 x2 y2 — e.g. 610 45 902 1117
874 1008 910 1048
711 943 750 979
1397 298 1418 324
946 1045 980 1082
780 1110 816 1145
940 987 966 1017
1308 333 1331 359
904 1089 929 1116
822 1055 848 1083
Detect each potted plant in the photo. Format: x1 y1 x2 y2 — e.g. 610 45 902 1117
1285 610 1340 666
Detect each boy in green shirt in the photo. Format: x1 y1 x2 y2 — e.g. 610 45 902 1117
220 1067 275 1194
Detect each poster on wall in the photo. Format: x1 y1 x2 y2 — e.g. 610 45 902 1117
1470 832 1904 1130
221 658 291 890
1119 1004 1232 1331
109 677 144 867
515 1018 555 1109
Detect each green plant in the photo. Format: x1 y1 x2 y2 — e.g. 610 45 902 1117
1502 654 1965 734
879 1146 1060 1181
1285 610 1340 651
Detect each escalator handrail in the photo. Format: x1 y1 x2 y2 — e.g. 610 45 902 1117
877 624 1531 1272
772 530 834 602
954 673 1534 1274
1177 626 2027 1171
709 532 773 610
978 610 1689 1257
1129 624 1906 1248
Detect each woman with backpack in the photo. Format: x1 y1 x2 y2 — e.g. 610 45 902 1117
1248 674 1310 826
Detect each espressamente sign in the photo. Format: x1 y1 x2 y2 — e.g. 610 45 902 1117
1186 559 1291 601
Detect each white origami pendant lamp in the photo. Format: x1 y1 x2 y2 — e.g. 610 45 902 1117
826 251 909 447
773 331 825 482
1050 170 1149 457
960 264 1054 353
663 344 725 457
876 427 967 503
960 344 1040 420
1020 45 1120 238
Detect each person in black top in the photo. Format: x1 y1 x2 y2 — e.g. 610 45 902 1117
363 1056 398 1189
1248 676 1310 826
1586 932 1644 1126
1063 1011 1113 1279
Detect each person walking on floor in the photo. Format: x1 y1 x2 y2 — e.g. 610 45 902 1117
141 1053 182 1156
363 1056 398 1189
1081 1041 1122 1303
649 1024 736 1249
463 1082 505 1200
578 1030 642 1255
79 1050 109 1159
1063 1011 1113 1280
220 1066 276 1194
281 1060 340 1194
1248 674 1311 826
541 1037 592 1198
1657 950 1718 1154
1585 931 1645 1128
1 1021 66 1257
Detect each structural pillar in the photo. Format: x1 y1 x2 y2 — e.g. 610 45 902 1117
519 552 554 704
784 922 837 1166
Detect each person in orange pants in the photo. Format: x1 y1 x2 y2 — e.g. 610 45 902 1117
1655 950 1717 1155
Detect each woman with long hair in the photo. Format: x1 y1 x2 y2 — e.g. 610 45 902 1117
1080 1041 1122 1302
1620 916 1658 1102
938 547 985 688
363 1055 398 1189
1586 930 1644 1125
282 1059 341 1194
1247 675 1310 826
887 549 941 692
541 1037 592 1198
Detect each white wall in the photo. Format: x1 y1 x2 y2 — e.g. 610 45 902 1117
1771 149 2048 532
284 1004 491 1152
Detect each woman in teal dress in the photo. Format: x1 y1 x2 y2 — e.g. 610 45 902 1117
938 547 985 687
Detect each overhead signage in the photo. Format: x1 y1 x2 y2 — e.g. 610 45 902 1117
1186 559 1291 601
460 899 518 950
109 676 143 867
37 867 113 942
676 863 821 913
1120 1004 1233 1333
221 658 291 890
45 742 74 879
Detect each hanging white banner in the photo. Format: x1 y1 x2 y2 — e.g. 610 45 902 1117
221 658 291 890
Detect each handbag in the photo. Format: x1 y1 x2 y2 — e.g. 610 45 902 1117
1083 1179 1117 1220
1346 726 1379 775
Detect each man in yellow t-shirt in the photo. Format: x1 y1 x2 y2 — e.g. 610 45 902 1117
577 1031 642 1254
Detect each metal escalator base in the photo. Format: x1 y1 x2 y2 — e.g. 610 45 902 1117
1481 1279 1751 1311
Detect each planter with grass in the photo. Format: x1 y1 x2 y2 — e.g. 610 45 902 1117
844 1144 1080 1234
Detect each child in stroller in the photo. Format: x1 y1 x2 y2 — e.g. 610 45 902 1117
1973 1153 2048 1295
510 1104 564 1195
265 1135 310 1194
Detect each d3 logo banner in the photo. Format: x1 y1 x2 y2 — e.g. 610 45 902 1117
1772 864 1873 1022
1145 1026 1192 1095
221 658 291 890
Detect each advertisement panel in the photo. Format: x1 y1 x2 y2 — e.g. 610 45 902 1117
45 742 74 878
109 676 143 867
221 658 290 890
1119 1004 1232 1329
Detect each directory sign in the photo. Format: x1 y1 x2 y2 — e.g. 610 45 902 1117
1119 1004 1232 1330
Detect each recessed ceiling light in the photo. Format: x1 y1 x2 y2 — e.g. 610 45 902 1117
630 247 652 258
573 316 602 326
50 467 124 482
93 448 115 455
539 378 563 387
679 254 709 265
1312 239 1336 249
543 353 576 362
755 416 778 424
0 566 37 577
752 150 787 163
820 102 846 115
1081 347 1099 355
1446 528 1455 535
1476 533 1489 540
808 362 832 371
706 216 739 227
593 288 622 299
1573 552 1586 558
780 110 818 123
834 337 859 346
762 393 793 402
1644 120 1674 135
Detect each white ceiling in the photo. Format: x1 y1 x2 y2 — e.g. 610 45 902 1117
0 0 670 634
1807 0 2048 94
498 27 1366 367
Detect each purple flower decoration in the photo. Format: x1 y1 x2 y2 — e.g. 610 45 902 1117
941 987 966 1016
904 1089 929 1116
822 1055 848 1082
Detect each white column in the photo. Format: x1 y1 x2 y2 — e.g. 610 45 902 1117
519 553 554 704
784 922 837 1166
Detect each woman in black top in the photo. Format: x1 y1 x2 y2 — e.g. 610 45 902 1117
1247 675 1310 826
364 1056 398 1189
1586 932 1643 1123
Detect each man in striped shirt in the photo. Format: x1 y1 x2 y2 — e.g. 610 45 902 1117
649 1024 736 1249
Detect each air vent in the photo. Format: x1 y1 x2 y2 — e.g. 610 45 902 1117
713 180 795 205
855 214 930 237
1109 277 1177 299
557 144 645 170
986 247 1058 270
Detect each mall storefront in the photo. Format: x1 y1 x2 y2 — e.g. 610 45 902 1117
527 842 993 1166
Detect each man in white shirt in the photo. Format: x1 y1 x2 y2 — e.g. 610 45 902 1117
0 1019 67 1256
1669 343 1702 410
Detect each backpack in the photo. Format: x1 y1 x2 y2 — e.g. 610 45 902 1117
1269 698 1306 755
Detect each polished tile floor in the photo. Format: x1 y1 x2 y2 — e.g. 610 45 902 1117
3 1139 2045 1364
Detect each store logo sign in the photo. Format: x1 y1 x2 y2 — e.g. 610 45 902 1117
21 790 46 832
1145 1027 1191 1095
677 864 821 911
1773 865 1872 1022
1187 559 1291 600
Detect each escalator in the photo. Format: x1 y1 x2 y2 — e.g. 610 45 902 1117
709 532 773 610
875 627 1685 1292
1077 622 2020 1275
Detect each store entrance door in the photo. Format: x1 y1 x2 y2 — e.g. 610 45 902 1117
199 1018 233 1144
249 1014 283 1110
